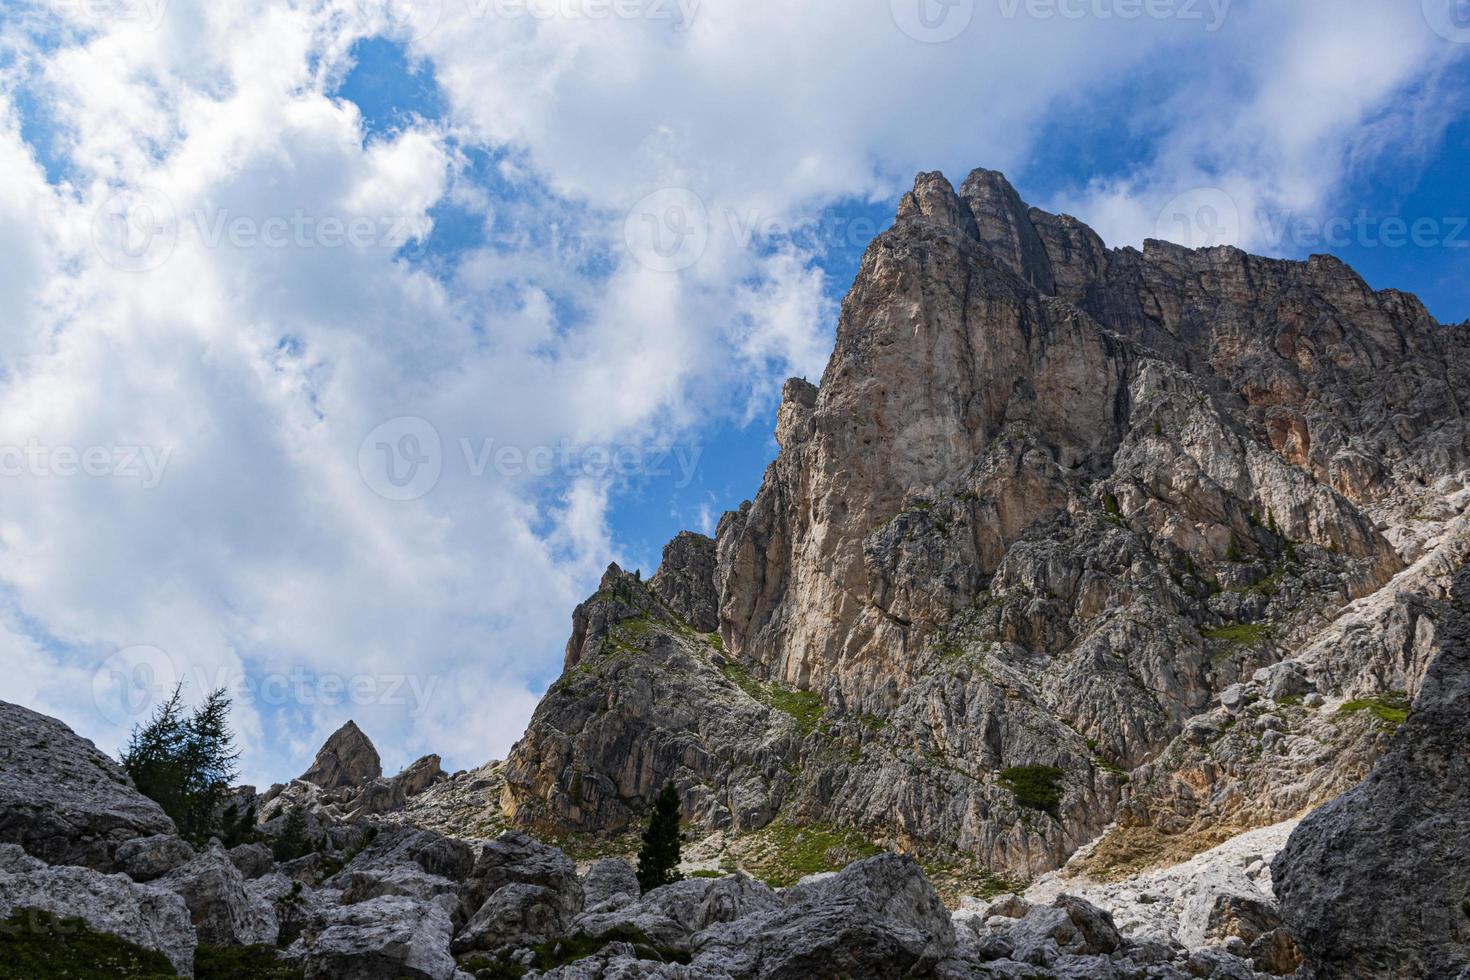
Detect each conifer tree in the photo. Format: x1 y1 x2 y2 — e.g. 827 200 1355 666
636 781 683 892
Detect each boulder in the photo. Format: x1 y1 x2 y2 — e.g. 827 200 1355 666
691 855 955 978
580 857 640 913
460 831 582 926
336 864 461 916
1177 866 1280 949
160 845 277 946
453 881 567 952
1273 565 1470 978
0 860 195 975
394 755 447 797
300 720 382 792
334 825 475 884
116 834 196 882
227 841 276 880
297 894 457 980
572 873 779 952
0 701 175 872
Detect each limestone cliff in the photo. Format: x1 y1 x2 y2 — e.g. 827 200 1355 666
499 168 1470 878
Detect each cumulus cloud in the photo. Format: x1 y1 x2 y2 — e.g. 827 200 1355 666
0 0 1461 783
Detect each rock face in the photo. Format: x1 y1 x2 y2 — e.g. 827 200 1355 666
501 167 1470 878
1272 563 1470 978
0 848 196 975
300 720 383 792
0 700 177 873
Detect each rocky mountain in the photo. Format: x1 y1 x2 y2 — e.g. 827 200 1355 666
495 168 1470 886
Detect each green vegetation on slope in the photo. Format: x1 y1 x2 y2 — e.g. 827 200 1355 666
719 662 825 735
0 908 177 980
1339 693 1411 730
999 765 1066 818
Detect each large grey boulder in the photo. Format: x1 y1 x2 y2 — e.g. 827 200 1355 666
160 845 277 946
460 830 582 925
300 720 382 792
580 857 640 912
296 894 457 980
1272 564 1470 978
116 833 196 882
572 873 779 952
333 824 475 884
0 700 175 871
690 855 954 978
0 858 195 975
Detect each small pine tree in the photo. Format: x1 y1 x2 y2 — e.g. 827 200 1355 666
636 782 683 893
1226 536 1242 563
122 686 240 844
272 805 312 863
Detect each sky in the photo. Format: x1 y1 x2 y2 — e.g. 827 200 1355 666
0 0 1466 787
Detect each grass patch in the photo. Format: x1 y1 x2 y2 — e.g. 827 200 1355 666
736 823 883 888
1339 693 1410 730
1201 623 1270 646
196 945 304 980
720 663 825 736
998 766 1065 818
460 925 690 978
0 908 178 979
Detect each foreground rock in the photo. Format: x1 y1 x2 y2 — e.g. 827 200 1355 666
1272 563 1470 978
0 700 177 872
161 845 278 947
0 844 196 975
293 894 458 980
691 855 955 977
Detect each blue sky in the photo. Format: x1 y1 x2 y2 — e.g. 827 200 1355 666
0 0 1466 786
